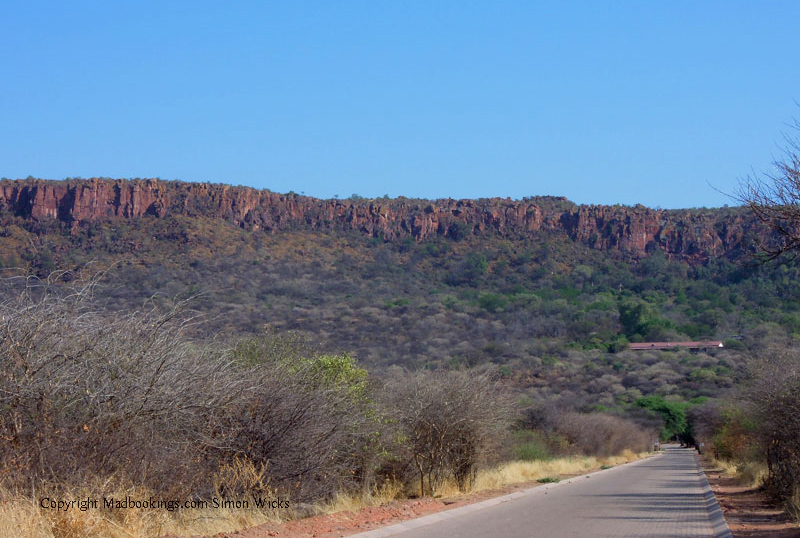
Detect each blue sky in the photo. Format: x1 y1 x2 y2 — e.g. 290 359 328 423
2 1 799 208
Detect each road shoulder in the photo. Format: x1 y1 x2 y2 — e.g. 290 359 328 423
702 457 800 538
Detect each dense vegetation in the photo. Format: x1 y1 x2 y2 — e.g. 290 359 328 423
2 205 797 413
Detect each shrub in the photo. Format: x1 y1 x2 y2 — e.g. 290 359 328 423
385 368 511 496
556 412 653 457
0 276 235 495
519 404 654 457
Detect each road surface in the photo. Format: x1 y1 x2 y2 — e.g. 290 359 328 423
351 446 730 538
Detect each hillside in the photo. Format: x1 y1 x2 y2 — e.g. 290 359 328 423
1 177 797 410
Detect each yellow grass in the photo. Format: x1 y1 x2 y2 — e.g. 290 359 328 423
709 457 767 488
471 450 645 492
734 461 768 488
0 496 53 538
0 485 286 538
709 457 739 476
319 479 404 515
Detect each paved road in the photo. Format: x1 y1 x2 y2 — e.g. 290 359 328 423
352 447 730 538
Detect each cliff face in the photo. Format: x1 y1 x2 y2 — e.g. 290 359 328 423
0 178 756 262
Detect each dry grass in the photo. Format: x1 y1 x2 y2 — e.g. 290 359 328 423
0 496 53 538
471 450 645 492
735 461 768 488
709 458 767 488
319 480 405 515
1 451 648 537
709 457 739 476
0 485 286 538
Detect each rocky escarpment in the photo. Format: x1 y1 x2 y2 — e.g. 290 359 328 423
0 178 757 263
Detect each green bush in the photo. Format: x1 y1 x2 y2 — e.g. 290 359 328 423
511 430 552 461
478 292 508 313
635 395 689 442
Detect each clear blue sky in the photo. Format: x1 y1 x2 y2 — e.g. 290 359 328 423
2 1 799 208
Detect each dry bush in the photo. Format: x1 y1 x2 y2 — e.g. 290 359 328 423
0 274 383 504
687 400 724 451
746 346 800 511
737 120 800 260
519 404 654 457
0 274 242 495
209 353 380 501
555 412 653 457
384 368 511 496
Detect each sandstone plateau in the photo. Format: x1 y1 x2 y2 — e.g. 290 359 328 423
0 178 756 263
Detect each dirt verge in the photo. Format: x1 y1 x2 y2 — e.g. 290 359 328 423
702 459 800 537
198 476 574 538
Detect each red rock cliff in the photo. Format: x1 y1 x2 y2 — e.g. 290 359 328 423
0 178 757 262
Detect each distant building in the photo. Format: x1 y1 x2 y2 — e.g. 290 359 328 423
629 341 724 351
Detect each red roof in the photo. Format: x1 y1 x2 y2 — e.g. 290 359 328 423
629 341 723 350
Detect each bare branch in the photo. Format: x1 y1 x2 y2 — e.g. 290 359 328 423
737 120 800 260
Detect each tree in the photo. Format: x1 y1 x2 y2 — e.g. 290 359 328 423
618 298 658 338
445 252 488 286
635 395 689 442
738 121 800 260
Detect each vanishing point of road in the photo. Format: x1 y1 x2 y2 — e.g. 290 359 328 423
351 446 730 538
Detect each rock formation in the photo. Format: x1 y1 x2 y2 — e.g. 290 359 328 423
0 178 757 263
